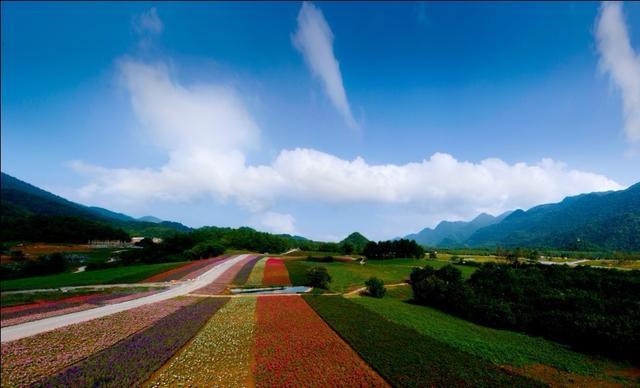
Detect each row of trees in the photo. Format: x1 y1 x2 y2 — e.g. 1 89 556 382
363 239 425 260
410 263 640 362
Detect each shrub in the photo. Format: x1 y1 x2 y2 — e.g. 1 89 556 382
305 266 332 289
185 242 225 260
364 277 386 298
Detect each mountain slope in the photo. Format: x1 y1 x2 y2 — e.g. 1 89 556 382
1 172 190 237
340 232 369 252
466 183 640 250
405 212 511 247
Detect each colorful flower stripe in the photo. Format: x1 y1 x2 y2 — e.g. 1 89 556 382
1 297 197 387
194 255 258 295
1 290 162 327
232 255 263 285
2 292 120 321
0 292 101 315
262 258 291 286
253 295 388 387
245 257 267 286
141 254 230 282
179 254 234 280
38 297 229 387
1 304 95 328
146 297 256 387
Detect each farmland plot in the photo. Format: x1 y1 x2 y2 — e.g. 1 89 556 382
147 297 256 387
1 297 198 387
38 297 228 387
253 295 387 387
261 258 290 286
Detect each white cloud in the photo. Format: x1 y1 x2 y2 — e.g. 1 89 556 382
596 2 640 143
71 60 623 235
134 7 164 35
253 211 296 234
292 2 358 129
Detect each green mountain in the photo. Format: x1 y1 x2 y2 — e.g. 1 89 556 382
138 215 163 223
466 183 640 251
405 212 511 247
1 172 190 240
340 232 369 252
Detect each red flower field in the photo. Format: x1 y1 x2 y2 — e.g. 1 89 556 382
253 295 388 387
261 258 291 286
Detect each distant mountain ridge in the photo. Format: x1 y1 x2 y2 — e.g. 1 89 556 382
404 184 640 251
405 212 511 247
1 172 191 237
340 232 369 252
466 183 640 250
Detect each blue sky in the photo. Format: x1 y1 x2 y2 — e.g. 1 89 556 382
2 2 639 241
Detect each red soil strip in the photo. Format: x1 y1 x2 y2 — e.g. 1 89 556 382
141 254 230 282
253 295 388 387
193 255 258 295
262 258 291 286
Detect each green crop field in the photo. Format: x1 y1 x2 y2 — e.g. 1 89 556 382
286 258 475 292
304 294 542 387
351 287 630 378
1 262 186 291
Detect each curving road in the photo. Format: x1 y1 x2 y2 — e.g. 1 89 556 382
1 254 250 343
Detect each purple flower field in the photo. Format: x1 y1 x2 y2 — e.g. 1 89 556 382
37 297 229 387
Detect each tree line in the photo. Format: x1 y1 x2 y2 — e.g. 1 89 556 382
363 239 425 260
410 263 640 363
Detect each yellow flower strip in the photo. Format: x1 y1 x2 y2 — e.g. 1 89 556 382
146 297 257 387
245 257 267 286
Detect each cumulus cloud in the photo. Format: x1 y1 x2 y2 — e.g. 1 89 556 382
253 212 297 234
596 2 640 143
292 2 358 129
71 60 623 232
134 7 164 35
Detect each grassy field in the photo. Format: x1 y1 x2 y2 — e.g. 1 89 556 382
286 258 475 293
352 287 631 378
1 262 186 291
304 294 542 387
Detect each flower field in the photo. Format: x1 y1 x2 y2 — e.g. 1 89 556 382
194 255 258 295
141 254 230 282
253 295 388 387
261 258 291 286
147 297 256 387
1 297 197 387
232 255 263 285
38 297 229 387
245 257 267 286
1 289 161 327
